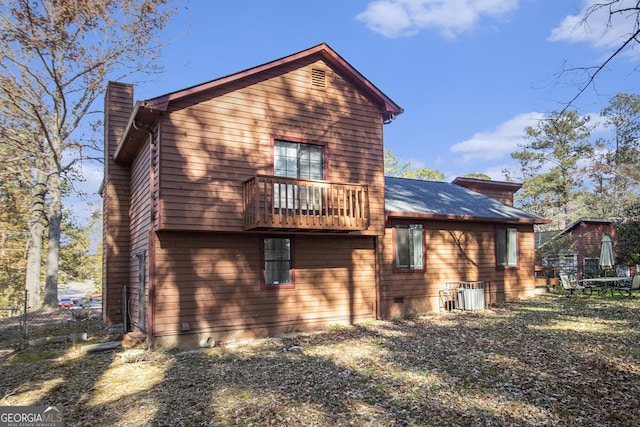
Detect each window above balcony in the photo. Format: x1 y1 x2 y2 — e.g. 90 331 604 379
243 138 369 232
274 140 325 181
244 176 369 232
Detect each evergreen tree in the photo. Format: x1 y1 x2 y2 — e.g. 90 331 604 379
512 110 592 229
582 94 640 218
384 148 445 181
615 201 640 266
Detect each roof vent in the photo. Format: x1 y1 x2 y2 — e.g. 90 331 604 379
311 68 326 88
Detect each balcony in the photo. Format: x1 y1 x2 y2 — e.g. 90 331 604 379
244 175 369 231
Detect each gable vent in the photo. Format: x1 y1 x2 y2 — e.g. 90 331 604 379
311 68 326 88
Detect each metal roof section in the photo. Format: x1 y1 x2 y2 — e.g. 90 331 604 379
385 176 549 224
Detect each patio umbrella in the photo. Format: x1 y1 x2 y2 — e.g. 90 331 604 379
599 235 614 274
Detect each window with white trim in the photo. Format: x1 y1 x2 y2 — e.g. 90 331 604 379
395 224 424 270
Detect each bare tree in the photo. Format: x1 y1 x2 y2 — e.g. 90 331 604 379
558 1 640 110
0 0 179 308
0 120 42 308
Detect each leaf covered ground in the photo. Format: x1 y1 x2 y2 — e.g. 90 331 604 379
2 293 640 426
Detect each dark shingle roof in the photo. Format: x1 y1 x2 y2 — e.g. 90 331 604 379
385 177 546 223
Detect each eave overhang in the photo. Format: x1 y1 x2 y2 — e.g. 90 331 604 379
386 211 552 225
452 177 523 193
113 102 161 163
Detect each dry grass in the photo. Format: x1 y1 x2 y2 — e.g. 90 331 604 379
2 293 640 426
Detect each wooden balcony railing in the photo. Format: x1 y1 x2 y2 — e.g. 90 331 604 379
244 175 369 231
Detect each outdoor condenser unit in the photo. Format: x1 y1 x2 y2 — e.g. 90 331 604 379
457 288 485 311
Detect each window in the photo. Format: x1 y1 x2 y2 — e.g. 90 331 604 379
274 140 324 180
395 224 424 270
274 140 325 211
263 237 293 287
496 227 518 268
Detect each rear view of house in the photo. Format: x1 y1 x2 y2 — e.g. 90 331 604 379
102 43 547 348
102 43 403 347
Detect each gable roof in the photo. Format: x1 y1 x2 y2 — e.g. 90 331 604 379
385 177 549 224
114 43 404 162
146 42 403 118
560 217 614 235
536 217 615 250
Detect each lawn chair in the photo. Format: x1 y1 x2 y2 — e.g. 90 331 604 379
560 273 586 295
616 274 640 298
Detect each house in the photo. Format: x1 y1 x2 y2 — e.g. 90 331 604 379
538 218 620 279
379 177 548 318
102 43 547 348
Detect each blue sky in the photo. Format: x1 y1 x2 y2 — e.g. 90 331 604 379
75 0 639 219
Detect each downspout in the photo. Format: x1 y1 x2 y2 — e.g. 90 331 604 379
133 120 158 347
149 127 157 349
374 236 381 320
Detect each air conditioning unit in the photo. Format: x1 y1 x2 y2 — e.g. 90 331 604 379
457 288 485 311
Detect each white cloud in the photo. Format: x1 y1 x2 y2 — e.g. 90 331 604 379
406 156 427 168
450 112 545 162
356 0 519 38
549 0 640 53
482 163 513 181
587 111 611 134
78 161 103 192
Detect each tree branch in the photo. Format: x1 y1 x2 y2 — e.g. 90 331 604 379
561 28 640 114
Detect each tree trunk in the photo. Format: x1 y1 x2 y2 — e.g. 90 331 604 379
25 169 47 310
44 170 61 307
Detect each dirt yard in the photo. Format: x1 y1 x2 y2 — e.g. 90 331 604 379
1 293 640 426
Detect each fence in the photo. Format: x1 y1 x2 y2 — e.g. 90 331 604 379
439 281 491 312
0 307 20 317
0 290 102 349
0 289 26 347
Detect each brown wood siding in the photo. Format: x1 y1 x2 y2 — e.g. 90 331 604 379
472 189 514 205
157 59 385 235
378 221 536 318
452 179 518 206
127 139 152 331
103 82 133 324
152 232 376 341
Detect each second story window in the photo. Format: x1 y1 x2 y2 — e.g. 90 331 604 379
274 140 324 180
274 140 325 212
